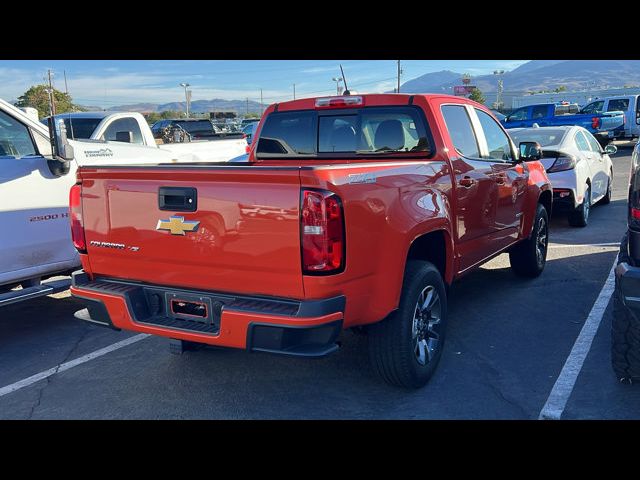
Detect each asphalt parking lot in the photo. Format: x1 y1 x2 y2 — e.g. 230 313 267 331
1 145 638 420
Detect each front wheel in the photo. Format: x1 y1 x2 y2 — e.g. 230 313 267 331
509 203 549 278
368 260 447 388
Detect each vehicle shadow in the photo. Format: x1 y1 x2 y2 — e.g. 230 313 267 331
126 249 619 419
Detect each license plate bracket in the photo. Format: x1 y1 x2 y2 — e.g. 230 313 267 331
165 292 214 325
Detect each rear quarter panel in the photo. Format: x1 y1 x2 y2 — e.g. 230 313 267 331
300 160 455 327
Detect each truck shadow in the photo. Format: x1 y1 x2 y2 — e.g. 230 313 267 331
142 249 619 419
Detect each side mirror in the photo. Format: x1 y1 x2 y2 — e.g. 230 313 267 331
47 117 74 162
519 141 543 161
115 131 133 143
605 144 618 155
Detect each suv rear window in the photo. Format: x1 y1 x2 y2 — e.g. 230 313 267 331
256 106 431 158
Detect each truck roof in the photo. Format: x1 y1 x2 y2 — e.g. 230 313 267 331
267 93 482 112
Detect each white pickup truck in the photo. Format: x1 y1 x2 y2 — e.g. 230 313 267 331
45 111 249 163
0 100 248 307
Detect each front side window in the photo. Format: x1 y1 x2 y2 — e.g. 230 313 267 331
102 118 144 144
441 105 480 159
584 130 602 153
475 109 513 161
507 107 528 122
608 99 629 112
582 101 604 114
0 110 36 157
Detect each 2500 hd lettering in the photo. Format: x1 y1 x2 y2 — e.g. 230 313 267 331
64 94 553 388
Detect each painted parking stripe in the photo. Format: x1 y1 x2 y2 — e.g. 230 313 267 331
548 242 620 249
538 258 617 420
0 334 150 398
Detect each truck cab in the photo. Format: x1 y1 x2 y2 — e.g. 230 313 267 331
0 99 80 305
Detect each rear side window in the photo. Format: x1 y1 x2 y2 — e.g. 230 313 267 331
256 107 430 158
102 117 144 144
575 131 591 152
608 99 629 112
441 105 480 158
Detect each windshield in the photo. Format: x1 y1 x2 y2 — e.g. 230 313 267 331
508 129 568 147
256 106 431 158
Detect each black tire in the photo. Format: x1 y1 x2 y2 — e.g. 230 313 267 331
368 260 447 388
568 185 590 227
509 203 549 278
611 233 640 383
599 171 613 205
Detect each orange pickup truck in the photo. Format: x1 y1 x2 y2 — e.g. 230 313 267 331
69 93 552 388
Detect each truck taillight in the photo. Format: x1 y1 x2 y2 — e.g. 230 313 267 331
69 183 86 253
592 117 600 129
301 189 345 274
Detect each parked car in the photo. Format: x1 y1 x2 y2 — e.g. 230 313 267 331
502 102 625 147
581 95 640 141
509 126 615 227
612 141 640 382
44 112 249 163
66 93 552 388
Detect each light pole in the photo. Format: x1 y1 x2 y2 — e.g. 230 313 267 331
179 82 191 118
332 77 343 95
493 70 504 111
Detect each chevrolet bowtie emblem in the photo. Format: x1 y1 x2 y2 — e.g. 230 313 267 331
156 216 200 236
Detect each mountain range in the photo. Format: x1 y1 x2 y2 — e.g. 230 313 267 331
97 98 266 115
398 60 640 95
93 61 640 113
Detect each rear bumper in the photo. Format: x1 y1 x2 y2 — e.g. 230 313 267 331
70 271 344 357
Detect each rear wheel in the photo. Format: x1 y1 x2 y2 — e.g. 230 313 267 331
509 203 548 278
368 260 447 388
568 185 590 227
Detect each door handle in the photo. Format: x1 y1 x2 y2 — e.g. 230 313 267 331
459 177 476 188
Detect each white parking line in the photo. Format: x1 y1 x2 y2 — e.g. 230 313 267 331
538 257 618 420
0 334 150 398
548 242 620 249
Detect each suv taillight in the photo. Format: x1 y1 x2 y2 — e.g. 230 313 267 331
301 189 345 274
69 183 86 253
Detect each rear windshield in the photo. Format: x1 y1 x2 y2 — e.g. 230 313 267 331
256 106 431 158
62 118 103 139
508 128 568 147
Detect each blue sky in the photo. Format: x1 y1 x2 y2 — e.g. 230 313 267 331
0 60 528 107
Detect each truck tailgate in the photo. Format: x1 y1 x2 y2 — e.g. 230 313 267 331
79 166 304 298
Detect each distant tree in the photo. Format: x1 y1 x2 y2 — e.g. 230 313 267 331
15 84 83 118
159 110 185 119
245 113 261 119
145 112 162 124
468 87 486 105
554 85 567 93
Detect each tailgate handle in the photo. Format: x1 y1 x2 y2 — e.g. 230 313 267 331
158 187 197 212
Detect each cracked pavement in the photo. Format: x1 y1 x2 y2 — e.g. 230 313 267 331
0 145 638 419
